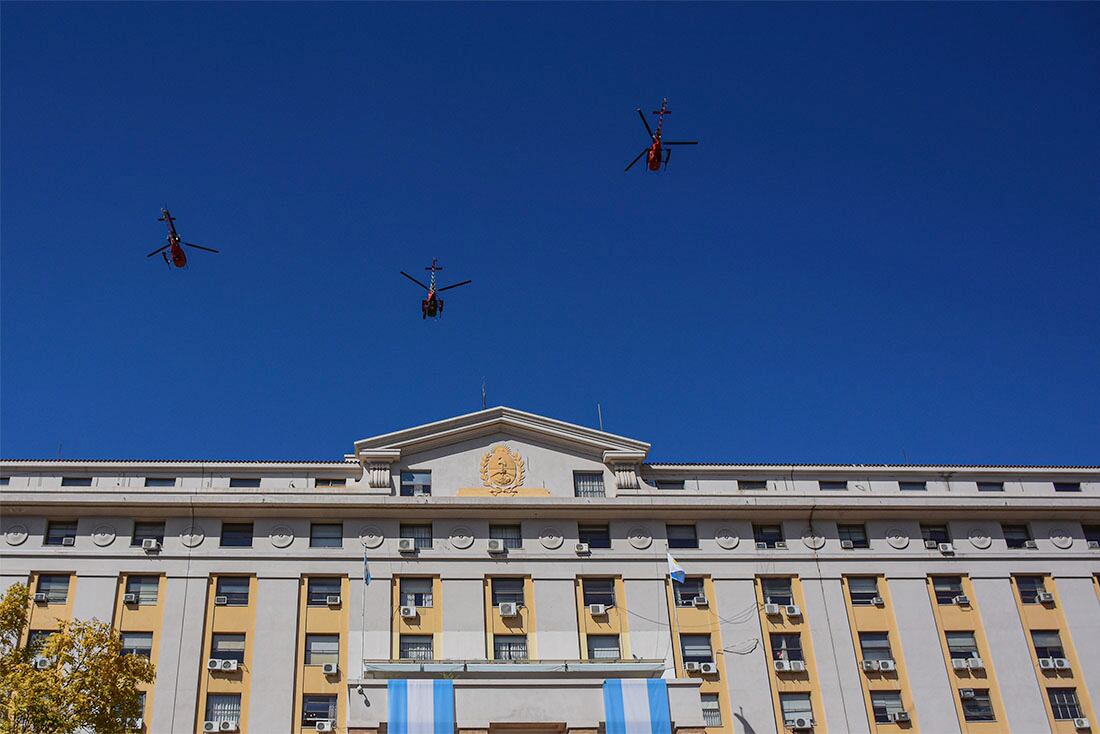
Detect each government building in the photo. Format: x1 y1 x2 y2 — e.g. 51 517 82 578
2 407 1099 734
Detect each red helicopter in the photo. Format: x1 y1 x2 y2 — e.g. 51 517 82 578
146 208 220 268
625 98 699 172
400 259 472 319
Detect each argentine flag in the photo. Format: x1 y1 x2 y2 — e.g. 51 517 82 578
387 679 454 734
667 553 686 584
603 679 672 734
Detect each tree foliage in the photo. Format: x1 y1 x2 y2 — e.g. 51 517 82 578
0 583 155 734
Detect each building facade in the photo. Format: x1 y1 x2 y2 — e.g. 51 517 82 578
2 406 1099 734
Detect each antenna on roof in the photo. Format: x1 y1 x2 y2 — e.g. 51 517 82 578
597 403 604 432
481 378 487 410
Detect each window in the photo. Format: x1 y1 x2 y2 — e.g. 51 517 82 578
131 521 165 546
578 524 611 549
978 482 1004 492
739 480 767 491
899 481 926 492
400 470 431 497
859 632 893 662
770 633 804 662
0 477 9 486
921 524 951 545
820 481 848 491
211 633 246 663
228 477 260 488
1054 482 1081 493
220 522 253 547
674 578 706 607
490 524 522 550
400 578 433 607
946 631 979 659
45 521 77 546
1048 688 1083 720
779 693 813 727
582 579 615 607
301 695 337 725
1031 630 1065 659
205 693 241 723
400 523 433 550
574 472 605 498
932 576 963 605
761 578 793 606
493 635 528 660
701 694 722 727
315 477 347 488
61 477 92 486
1003 524 1032 549
125 576 159 605
587 634 620 660
310 523 342 548
491 578 524 606
36 575 70 603
304 634 339 665
307 578 341 606
144 477 176 487
1016 575 1047 604
654 480 685 490
1085 525 1100 547
847 577 880 605
120 631 153 658
215 577 250 606
27 630 53 651
753 524 784 548
398 635 433 660
666 524 698 549
870 691 905 723
962 689 995 722
680 634 713 664
838 524 869 549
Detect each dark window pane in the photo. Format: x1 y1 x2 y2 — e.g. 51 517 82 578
121 631 153 658
666 524 698 549
578 524 611 549
400 524 433 550
304 634 339 665
961 690 995 722
229 478 261 488
400 471 431 497
491 578 524 606
400 578 433 608
574 473 605 498
211 633 246 663
754 524 784 548
921 525 951 545
1016 576 1047 604
680 634 713 664
310 523 342 548
215 577 250 606
838 524 869 549
820 481 848 491
674 578 705 607
301 695 337 725
761 578 793 605
307 578 341 606
1047 688 1082 720
44 521 78 546
220 523 253 547
977 482 1003 492
493 636 527 660
848 577 880 605
399 635 432 660
932 576 963 605
1054 483 1081 492
1003 524 1032 549
144 477 176 487
899 481 926 491
132 521 165 546
125 576 159 605
489 524 522 549
36 575 70 603
582 579 615 607
61 477 92 486
770 633 804 662
859 632 893 661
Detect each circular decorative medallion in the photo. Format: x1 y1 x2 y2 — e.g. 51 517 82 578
91 524 116 547
3 524 28 546
358 525 384 549
886 529 910 550
627 527 652 550
715 528 740 550
539 527 564 550
1050 529 1073 550
969 528 992 550
181 525 205 548
801 527 826 550
449 526 474 550
270 526 295 548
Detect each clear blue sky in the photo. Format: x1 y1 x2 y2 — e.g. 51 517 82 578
2 2 1098 464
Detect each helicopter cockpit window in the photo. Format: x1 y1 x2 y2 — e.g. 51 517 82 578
400 471 431 497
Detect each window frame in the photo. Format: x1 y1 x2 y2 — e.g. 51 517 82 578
400 470 432 497
489 524 523 550
674 578 706 607
945 631 979 659
932 575 963 605
582 578 615 607
859 631 894 662
228 477 261 488
304 634 339 665
701 693 722 727
870 691 905 724
309 523 343 549
400 577 434 608
1003 523 1033 549
779 693 813 726
493 635 528 661
838 523 870 549
573 472 606 498
977 482 1004 492
586 634 621 660
215 577 250 606
491 578 525 607
306 577 341 606
211 633 246 663
899 481 927 492
847 576 880 605
120 631 153 658
753 524 785 548
219 522 254 548
961 689 995 722
1015 575 1047 604
1047 688 1083 720
761 577 794 606
36 575 70 604
578 524 611 549
666 524 699 549
125 575 160 605
301 695 338 726
44 521 78 547
400 523 433 550
1031 630 1065 659
770 633 804 662
679 634 714 664
131 521 166 546
204 693 242 723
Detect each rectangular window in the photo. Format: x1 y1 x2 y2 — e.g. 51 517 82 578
306 578 341 606
899 481 927 491
398 634 433 660
680 634 713 664
211 633 246 663
36 575 70 603
493 635 528 660
131 521 166 546
838 524 869 549
666 524 698 549
674 578 706 607
1016 575 1047 604
400 523 433 550
27 630 53 650
309 523 342 548
1054 482 1081 492
779 693 813 727
582 579 615 607
304 634 339 665
921 524 951 545
870 691 905 723
586 634 620 660
848 576 880 606
400 578 434 608
400 470 431 497
220 523 253 548
228 478 260 488
0 477 9 486
701 693 722 727
962 689 995 722
761 578 793 606
120 631 153 658
491 578 524 606
932 576 963 605
753 524 784 548
574 472 606 498
1048 688 1083 720
44 521 78 546
770 633 804 662
1003 524 1032 549
61 477 92 486
215 577 250 606
820 481 848 491
978 482 1004 492
125 576 159 605
205 693 241 723
578 524 611 549
739 480 767 491
490 524 523 550
946 631 979 659
654 480 685 490
859 632 893 662
301 695 337 725
315 477 347 488
1031 630 1065 659
144 477 176 487
1084 525 1100 547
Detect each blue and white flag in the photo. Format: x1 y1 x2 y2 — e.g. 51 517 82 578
666 553 685 584
603 679 671 734
387 679 454 734
363 551 372 586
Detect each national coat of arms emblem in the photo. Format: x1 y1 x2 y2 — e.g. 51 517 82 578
479 445 525 494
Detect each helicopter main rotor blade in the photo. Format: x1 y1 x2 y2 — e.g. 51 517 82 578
437 279 472 292
400 271 430 290
636 108 654 139
184 242 220 253
146 244 171 257
624 148 648 172
662 140 699 145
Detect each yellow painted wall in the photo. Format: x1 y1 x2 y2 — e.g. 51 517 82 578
293 576 349 734
666 577 732 734
113 574 168 728
484 576 538 660
25 572 76 634
574 577 631 659
392 576 442 658
756 576 826 734
196 576 257 734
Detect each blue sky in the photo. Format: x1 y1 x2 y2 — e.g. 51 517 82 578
2 2 1097 464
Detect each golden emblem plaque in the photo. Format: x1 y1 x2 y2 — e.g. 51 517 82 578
480 445 525 494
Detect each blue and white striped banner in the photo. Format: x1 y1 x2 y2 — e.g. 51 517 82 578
603 679 671 734
387 679 455 734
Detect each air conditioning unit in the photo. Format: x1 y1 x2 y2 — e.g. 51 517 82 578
123 593 138 604
879 659 897 672
967 657 985 670
775 541 788 549
951 658 969 670
316 722 335 733
764 603 781 615
938 543 955 554
924 540 939 550
841 540 855 549
206 658 221 670
219 722 239 733
203 723 219 733
861 660 880 672
575 542 590 554
487 539 506 554
1024 540 1038 549
588 603 608 616
62 537 75 547
498 602 519 617
214 595 229 606
398 538 417 553
1039 657 1056 670
127 718 144 731
953 595 970 606
789 660 807 673
1088 541 1100 550
1054 657 1071 670
699 662 718 674
755 541 768 550
784 604 802 617
142 538 161 552
219 659 238 672
322 662 338 675
890 711 911 723
684 661 701 672
692 596 708 608
326 595 342 607
789 718 813 731
32 657 50 670
400 605 417 619
960 688 976 700
870 596 884 606
1037 592 1055 604
33 592 48 604
1073 718 1090 731
773 660 791 672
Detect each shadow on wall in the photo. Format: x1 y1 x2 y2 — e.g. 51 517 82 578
734 709 758 734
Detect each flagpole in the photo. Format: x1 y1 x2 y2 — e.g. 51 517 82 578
667 551 684 678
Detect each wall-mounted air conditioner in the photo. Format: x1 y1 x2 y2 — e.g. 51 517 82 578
1024 540 1038 549
33 592 48 604
755 541 768 550
960 688 976 699
322 662 338 675
870 596 884 606
683 661 700 672
123 593 138 604
775 541 788 549
699 662 718 675
214 596 229 606
692 596 708 608
203 723 218 733
938 542 955 554
784 604 802 617
218 722 239 733
878 659 897 672
764 603 781 615
400 606 417 619
326 595 341 607
141 538 161 552
398 538 417 553
789 718 813 731
33 657 50 670
1054 658 1071 670
1039 657 1056 669
62 537 75 547
219 659 238 672
861 659 879 671
924 540 938 550
1037 591 1055 604
773 660 791 672
316 722 335 733
967 658 984 670
1073 718 1090 731
488 539 506 554
206 658 221 670
890 711 910 723
498 602 519 617
575 543 590 554
951 658 969 670
952 595 970 606
588 604 608 616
